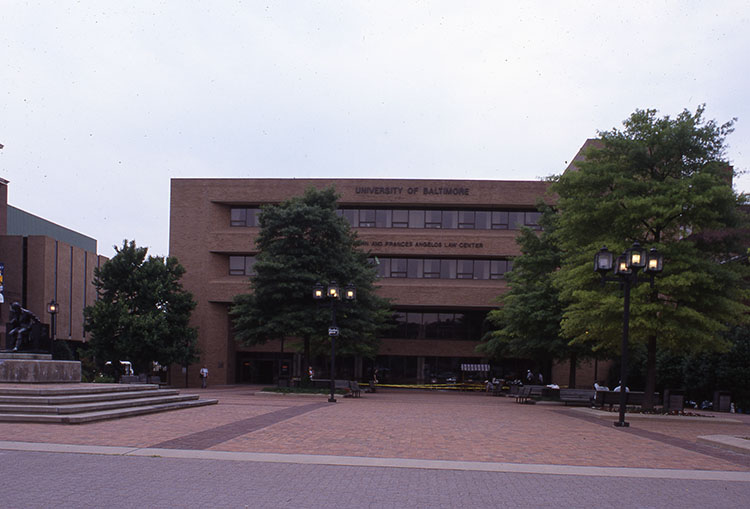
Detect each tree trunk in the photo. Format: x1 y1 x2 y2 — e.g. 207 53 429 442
643 335 657 410
568 351 577 388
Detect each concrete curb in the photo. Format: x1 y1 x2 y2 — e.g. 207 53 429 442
697 435 750 455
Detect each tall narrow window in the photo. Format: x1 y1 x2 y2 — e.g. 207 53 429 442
423 259 441 278
473 260 489 279
342 209 358 227
392 210 409 228
491 211 509 229
456 260 474 279
490 260 508 279
441 259 456 279
475 211 490 229
359 209 376 227
425 210 442 228
407 259 423 278
230 208 246 227
408 210 425 229
246 208 261 226
375 210 391 228
508 212 525 229
391 258 408 278
525 211 542 230
442 210 457 229
375 258 390 278
458 211 475 229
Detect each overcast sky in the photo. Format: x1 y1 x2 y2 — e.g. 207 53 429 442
2 1 749 258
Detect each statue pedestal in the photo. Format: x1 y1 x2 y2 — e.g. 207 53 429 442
0 352 81 383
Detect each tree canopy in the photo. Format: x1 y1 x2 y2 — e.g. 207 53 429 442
83 240 198 377
552 106 749 405
478 204 579 382
230 187 391 365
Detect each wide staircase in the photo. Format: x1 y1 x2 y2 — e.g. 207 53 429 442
0 383 218 424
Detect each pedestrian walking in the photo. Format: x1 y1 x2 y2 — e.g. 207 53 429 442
200 366 208 388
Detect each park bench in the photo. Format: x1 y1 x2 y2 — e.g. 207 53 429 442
558 388 595 406
515 386 532 403
593 390 660 409
515 385 544 403
347 381 362 398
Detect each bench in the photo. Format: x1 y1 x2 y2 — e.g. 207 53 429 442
515 385 544 403
515 386 532 403
317 379 362 398
347 381 362 398
593 391 660 409
559 388 595 406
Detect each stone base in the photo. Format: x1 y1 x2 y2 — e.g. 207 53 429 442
0 352 81 383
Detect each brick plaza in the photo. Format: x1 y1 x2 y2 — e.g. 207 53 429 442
2 386 749 472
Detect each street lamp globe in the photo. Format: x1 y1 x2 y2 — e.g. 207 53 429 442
626 242 647 270
594 246 613 274
327 281 340 299
645 248 664 274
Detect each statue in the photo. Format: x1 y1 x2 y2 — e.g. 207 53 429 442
7 301 41 352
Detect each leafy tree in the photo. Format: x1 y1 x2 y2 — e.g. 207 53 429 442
552 106 750 408
478 204 585 386
84 240 198 378
230 187 391 373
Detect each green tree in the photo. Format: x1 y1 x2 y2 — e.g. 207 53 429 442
478 204 585 386
553 106 749 408
230 187 391 372
84 240 198 378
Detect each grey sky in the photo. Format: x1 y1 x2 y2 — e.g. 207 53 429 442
2 1 749 258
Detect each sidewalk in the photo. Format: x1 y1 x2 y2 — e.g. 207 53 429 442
0 385 748 473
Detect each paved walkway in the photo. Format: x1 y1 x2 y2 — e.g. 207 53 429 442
2 386 748 470
1 385 749 507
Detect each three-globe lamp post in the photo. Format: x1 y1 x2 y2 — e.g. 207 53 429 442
313 281 356 403
594 242 663 427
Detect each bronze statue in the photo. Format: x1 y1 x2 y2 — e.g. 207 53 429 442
8 301 41 352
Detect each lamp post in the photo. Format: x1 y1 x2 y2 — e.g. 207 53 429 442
313 281 356 403
595 242 663 427
47 299 58 353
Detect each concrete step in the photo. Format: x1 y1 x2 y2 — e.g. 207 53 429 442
0 398 218 424
0 393 200 414
0 383 161 397
0 388 180 406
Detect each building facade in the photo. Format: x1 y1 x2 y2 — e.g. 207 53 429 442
0 178 106 349
170 178 560 386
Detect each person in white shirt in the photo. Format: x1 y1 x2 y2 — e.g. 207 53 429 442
594 381 609 391
200 366 208 388
613 381 629 392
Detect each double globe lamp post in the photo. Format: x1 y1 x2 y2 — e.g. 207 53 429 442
313 281 356 403
594 242 663 427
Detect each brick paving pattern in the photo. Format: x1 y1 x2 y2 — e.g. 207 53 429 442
1 386 749 472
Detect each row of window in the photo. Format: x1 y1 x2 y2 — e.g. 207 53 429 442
229 255 512 280
375 257 512 280
389 310 488 340
339 208 541 230
229 206 541 230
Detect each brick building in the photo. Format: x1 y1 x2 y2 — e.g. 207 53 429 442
169 178 598 387
0 178 106 349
